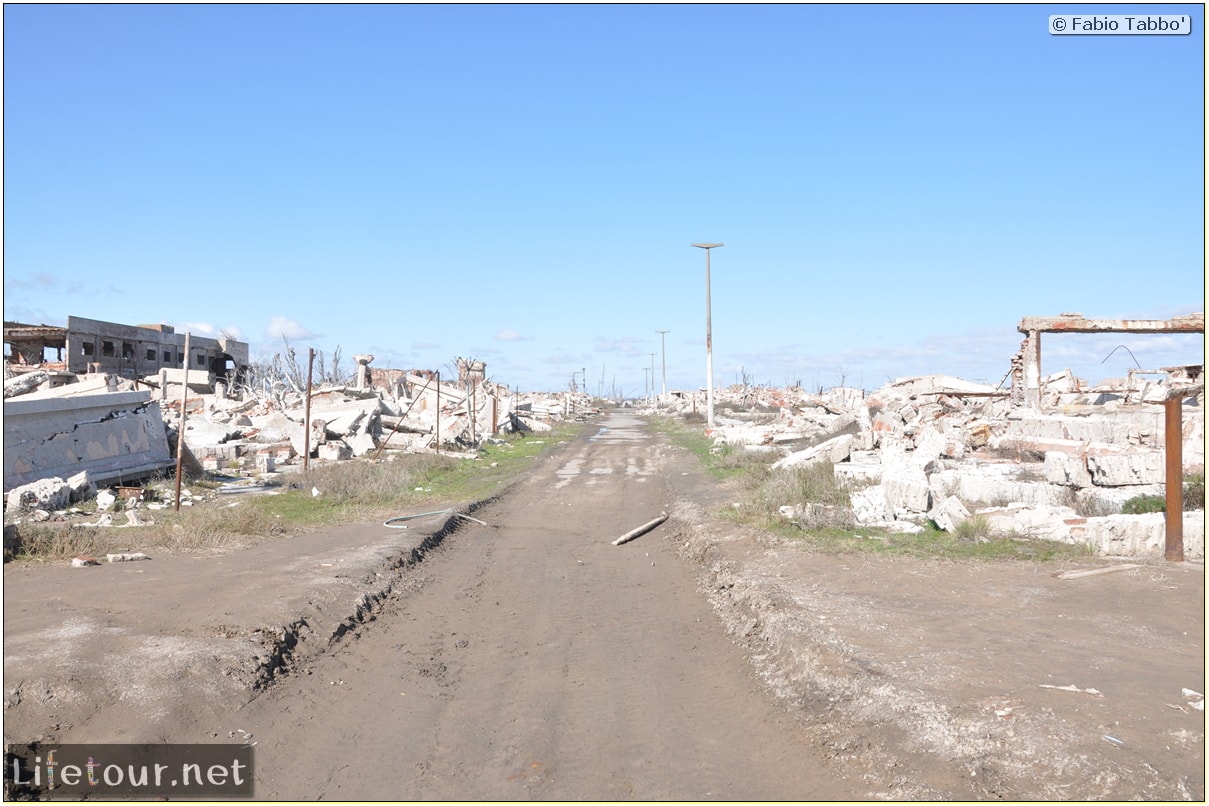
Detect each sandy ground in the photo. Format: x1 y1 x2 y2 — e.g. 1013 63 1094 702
3 412 1204 800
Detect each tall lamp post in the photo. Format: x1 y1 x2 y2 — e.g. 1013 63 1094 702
655 329 669 404
691 242 723 429
648 353 657 405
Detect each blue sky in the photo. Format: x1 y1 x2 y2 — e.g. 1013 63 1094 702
4 3 1204 396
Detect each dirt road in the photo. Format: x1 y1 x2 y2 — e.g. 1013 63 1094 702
5 411 1203 800
221 413 861 800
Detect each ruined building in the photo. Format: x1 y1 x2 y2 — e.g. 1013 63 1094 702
4 316 249 388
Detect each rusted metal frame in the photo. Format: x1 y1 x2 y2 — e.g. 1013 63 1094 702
370 374 437 460
1016 314 1205 412
1018 313 1205 334
1164 396 1184 561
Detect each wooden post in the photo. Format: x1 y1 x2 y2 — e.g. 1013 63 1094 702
435 371 441 456
303 348 315 472
492 394 499 436
1164 395 1184 562
173 332 191 512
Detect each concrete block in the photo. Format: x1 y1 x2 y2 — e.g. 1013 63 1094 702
771 434 854 471
1067 512 1205 559
966 421 994 449
66 470 97 503
1087 451 1165 487
346 431 378 457
833 451 883 484
96 490 117 512
975 504 1080 540
1002 411 1166 449
850 485 888 525
912 426 947 467
930 495 971 532
883 465 931 516
6 477 71 513
1044 450 1093 487
317 441 353 461
929 464 1067 508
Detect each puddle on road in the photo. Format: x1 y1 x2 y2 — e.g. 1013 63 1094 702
588 416 649 444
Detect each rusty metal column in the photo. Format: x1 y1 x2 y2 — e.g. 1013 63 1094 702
435 371 441 456
303 348 315 472
1164 395 1184 561
492 394 498 436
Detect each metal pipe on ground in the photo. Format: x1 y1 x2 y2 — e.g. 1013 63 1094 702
613 512 669 546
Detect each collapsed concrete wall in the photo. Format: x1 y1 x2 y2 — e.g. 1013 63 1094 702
652 368 1205 559
4 387 173 491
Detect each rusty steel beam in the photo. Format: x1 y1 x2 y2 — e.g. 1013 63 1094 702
1018 312 1204 334
1164 396 1185 561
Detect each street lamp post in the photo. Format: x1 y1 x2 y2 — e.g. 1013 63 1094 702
656 329 669 405
648 353 657 406
691 242 723 429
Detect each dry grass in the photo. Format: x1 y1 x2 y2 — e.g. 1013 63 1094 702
4 424 581 562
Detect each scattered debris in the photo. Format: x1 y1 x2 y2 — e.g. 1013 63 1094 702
5 311 1201 562
1039 684 1103 697
106 552 150 562
613 512 669 546
71 557 101 567
646 350 1203 559
1053 564 1144 580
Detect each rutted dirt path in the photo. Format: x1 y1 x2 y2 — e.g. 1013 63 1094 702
212 413 861 799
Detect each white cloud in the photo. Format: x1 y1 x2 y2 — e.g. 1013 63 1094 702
494 329 533 342
178 321 219 336
6 272 57 291
593 336 644 357
265 316 315 340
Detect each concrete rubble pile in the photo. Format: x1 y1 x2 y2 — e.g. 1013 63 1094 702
3 356 583 519
158 366 579 472
647 369 1205 559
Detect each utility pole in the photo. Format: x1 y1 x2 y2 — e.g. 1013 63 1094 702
691 242 723 429
649 353 657 405
656 329 669 403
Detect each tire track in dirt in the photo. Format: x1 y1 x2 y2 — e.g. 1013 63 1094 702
216 413 865 800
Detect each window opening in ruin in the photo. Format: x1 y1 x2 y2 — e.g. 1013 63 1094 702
196 354 205 366
102 341 115 357
146 348 157 361
122 342 134 360
81 342 95 356
163 350 172 363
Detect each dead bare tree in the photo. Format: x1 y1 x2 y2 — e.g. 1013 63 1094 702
244 338 355 403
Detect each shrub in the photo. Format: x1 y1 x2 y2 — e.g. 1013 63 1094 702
1185 473 1205 511
1121 494 1165 515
